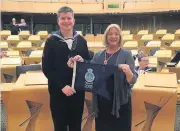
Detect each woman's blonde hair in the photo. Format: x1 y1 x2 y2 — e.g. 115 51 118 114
103 24 123 47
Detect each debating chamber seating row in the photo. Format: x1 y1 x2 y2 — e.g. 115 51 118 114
85 29 180 52
1 29 180 53
0 29 180 131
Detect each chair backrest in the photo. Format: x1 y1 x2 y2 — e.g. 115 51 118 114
150 49 159 56
122 30 130 35
84 34 95 42
155 29 167 35
138 30 149 35
16 64 42 79
171 51 180 63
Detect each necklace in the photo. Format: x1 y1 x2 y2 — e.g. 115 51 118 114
104 48 121 65
104 50 115 65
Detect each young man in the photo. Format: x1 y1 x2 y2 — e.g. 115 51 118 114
0 49 7 58
42 6 90 131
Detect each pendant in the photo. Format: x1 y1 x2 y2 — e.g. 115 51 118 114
104 60 107 65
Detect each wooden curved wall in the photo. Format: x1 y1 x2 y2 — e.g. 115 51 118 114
1 1 180 14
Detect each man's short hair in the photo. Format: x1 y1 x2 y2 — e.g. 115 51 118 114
137 53 148 62
0 48 7 52
57 6 74 19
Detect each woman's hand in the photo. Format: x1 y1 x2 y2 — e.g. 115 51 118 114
118 64 131 74
118 64 133 84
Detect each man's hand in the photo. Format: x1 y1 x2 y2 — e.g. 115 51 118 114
67 58 74 68
72 55 84 62
62 85 76 96
67 55 84 68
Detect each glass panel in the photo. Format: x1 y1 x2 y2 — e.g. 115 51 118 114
94 24 102 34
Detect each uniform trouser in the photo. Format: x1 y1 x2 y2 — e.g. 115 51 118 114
50 92 85 131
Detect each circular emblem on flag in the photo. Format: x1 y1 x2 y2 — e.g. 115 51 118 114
85 69 95 83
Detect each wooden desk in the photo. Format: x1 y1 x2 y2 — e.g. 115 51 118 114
1 65 18 83
0 83 14 115
1 57 22 83
15 74 26 86
161 34 175 48
36 41 45 50
177 84 180 102
132 87 176 131
14 41 32 53
5 85 52 131
177 62 180 67
123 41 138 50
139 34 153 47
154 50 172 63
18 31 30 40
87 44 105 53
165 67 180 81
123 34 133 42
23 50 43 64
1 73 52 131
169 40 180 50
1 72 95 131
0 30 11 40
37 31 48 39
23 56 42 65
153 30 167 40
7 51 20 57
1 72 177 131
0 41 8 49
7 35 20 48
122 30 130 35
149 56 158 68
145 41 161 55
28 35 41 46
132 74 177 131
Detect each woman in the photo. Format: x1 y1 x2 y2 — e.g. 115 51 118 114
68 24 137 131
133 47 145 60
136 53 150 74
